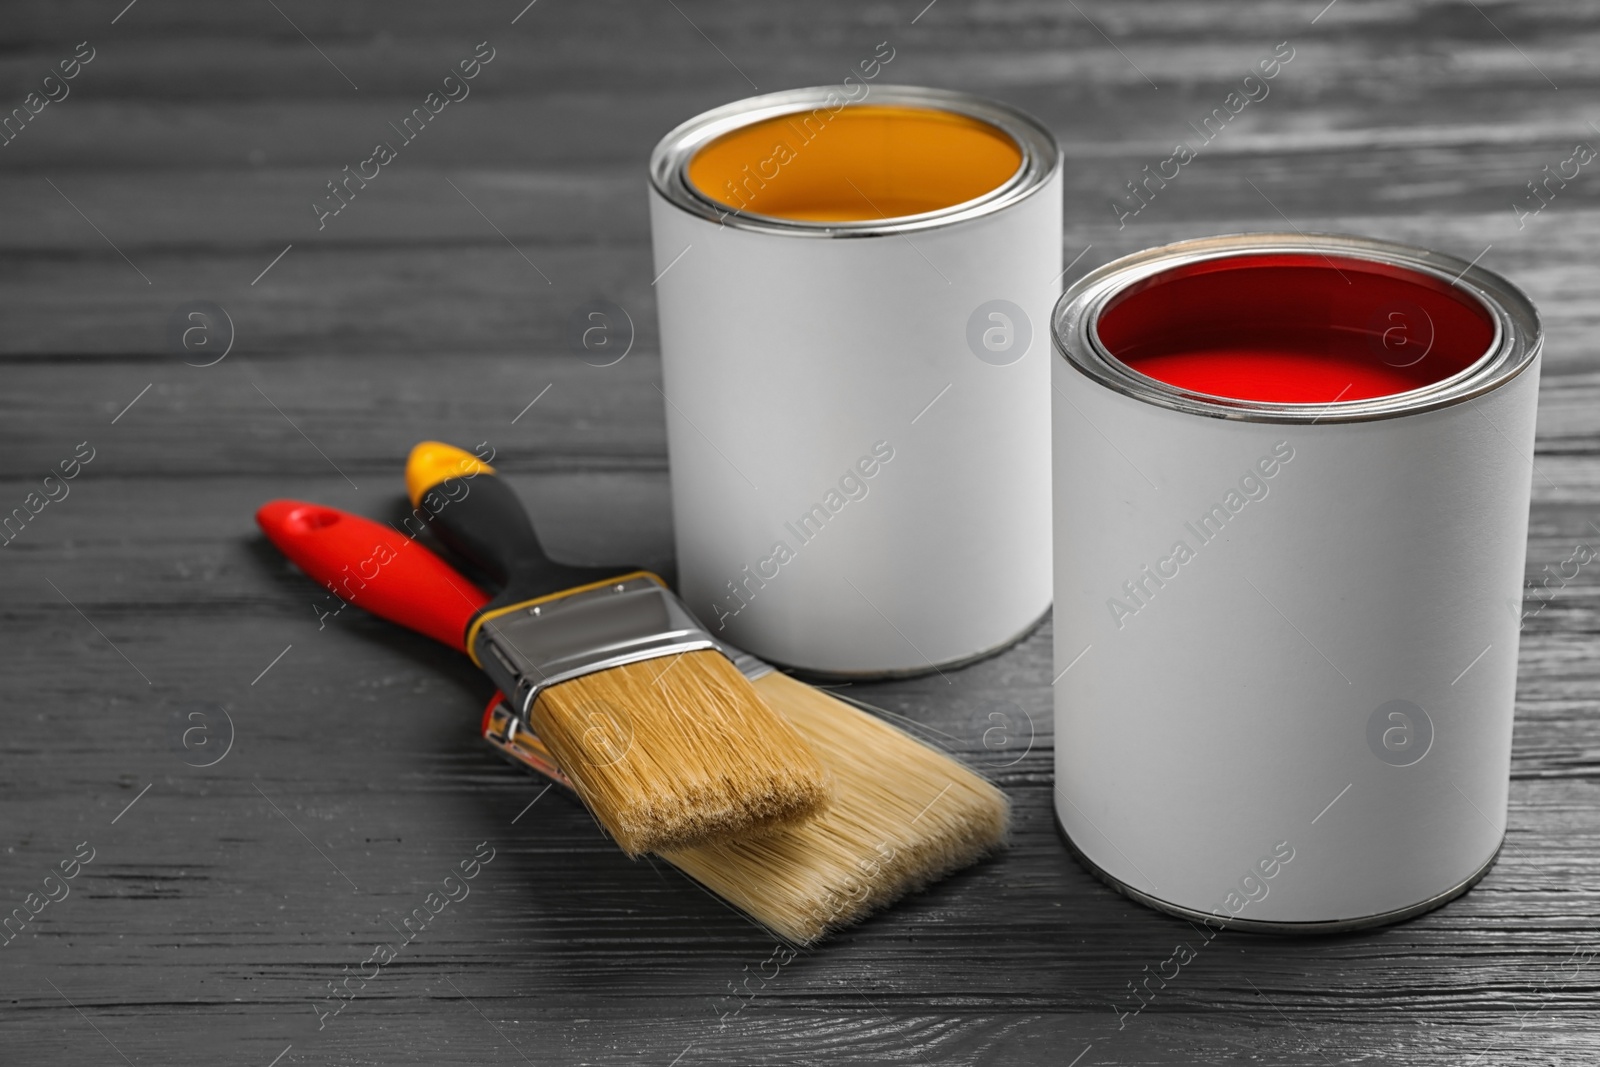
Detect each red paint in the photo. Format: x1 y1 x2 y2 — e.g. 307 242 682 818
1095 254 1496 403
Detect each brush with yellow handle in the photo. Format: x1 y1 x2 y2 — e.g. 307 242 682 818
394 443 832 856
401 441 1010 941
262 463 827 859
258 477 1009 940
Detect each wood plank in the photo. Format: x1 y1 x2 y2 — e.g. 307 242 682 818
5 0 1600 1062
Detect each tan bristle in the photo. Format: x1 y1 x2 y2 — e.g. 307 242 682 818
661 671 1009 944
528 650 829 856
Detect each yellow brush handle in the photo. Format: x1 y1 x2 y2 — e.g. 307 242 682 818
405 440 495 507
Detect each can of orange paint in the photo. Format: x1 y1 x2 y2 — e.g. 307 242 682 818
1050 233 1542 929
648 86 1062 676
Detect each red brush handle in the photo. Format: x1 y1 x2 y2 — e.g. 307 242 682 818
256 500 489 652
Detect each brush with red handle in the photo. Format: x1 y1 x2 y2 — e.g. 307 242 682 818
257 495 1009 943
258 493 827 858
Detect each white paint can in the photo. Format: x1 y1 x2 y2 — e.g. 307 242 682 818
649 86 1062 676
1050 233 1541 929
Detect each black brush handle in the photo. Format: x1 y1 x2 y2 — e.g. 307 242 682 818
407 443 628 612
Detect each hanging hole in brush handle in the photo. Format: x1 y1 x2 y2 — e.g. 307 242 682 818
405 442 630 606
255 499 490 653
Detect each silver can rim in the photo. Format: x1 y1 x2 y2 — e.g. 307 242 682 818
648 84 1062 238
1051 232 1542 424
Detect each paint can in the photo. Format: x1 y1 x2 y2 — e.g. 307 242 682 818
649 86 1062 676
1050 233 1541 929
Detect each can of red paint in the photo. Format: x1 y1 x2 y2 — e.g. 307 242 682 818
1050 233 1541 929
648 86 1062 676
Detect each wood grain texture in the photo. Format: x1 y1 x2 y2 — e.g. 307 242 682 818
3 1 1600 1064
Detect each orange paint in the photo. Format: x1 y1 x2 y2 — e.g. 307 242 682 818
687 104 1023 222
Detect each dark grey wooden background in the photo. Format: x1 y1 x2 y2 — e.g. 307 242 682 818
4 1 1599 1063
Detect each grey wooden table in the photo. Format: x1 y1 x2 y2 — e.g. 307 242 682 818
4 1 1598 1063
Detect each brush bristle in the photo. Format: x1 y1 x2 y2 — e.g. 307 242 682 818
661 671 1009 944
528 650 830 856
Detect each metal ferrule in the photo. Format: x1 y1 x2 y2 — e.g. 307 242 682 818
479 612 773 786
482 701 574 789
471 576 769 722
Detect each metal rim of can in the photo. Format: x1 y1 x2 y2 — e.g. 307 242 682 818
1051 232 1542 424
648 85 1061 238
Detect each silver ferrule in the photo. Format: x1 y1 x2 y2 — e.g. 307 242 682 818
471 576 761 718
479 641 773 788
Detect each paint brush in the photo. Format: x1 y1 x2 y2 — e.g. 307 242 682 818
403 442 1013 941
259 498 1008 942
257 496 826 857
